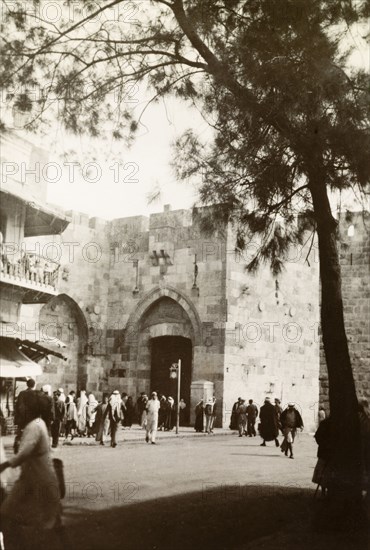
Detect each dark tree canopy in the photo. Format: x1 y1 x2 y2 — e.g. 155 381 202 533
1 1 369 265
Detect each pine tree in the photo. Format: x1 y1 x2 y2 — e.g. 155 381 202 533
1 0 369 523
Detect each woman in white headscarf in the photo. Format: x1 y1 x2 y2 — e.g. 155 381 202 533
76 390 88 436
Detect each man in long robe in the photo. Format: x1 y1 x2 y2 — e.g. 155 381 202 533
94 395 110 445
194 399 204 432
108 390 123 448
230 398 242 430
237 399 248 437
145 392 160 444
259 397 279 447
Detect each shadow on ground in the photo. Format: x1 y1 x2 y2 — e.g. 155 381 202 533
57 485 368 550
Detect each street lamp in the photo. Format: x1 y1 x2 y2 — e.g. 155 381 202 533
169 359 181 434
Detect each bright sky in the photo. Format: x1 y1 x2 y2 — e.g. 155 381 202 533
45 96 208 220
38 15 368 221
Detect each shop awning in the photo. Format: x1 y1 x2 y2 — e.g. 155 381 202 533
18 340 67 362
0 323 67 350
0 338 43 378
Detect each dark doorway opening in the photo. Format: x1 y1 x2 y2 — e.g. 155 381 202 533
150 336 192 424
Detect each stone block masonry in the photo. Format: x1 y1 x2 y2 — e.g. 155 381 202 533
319 212 370 413
21 206 368 431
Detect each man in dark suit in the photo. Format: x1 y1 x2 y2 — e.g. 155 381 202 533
51 391 65 448
246 399 259 437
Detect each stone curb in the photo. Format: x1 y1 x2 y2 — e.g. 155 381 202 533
1 429 237 450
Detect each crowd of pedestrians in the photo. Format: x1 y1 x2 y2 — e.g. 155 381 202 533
2 377 369 550
11 381 189 450
228 395 304 459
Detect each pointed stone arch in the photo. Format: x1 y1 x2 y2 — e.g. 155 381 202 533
38 293 89 392
54 293 89 346
124 285 202 345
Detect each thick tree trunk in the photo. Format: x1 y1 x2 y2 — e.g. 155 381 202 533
309 177 363 525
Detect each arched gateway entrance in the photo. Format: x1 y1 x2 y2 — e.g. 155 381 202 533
123 287 202 420
151 336 192 423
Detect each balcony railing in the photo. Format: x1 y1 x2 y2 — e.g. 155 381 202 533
0 251 60 291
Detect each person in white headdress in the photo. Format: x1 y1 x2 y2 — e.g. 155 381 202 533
64 392 78 440
108 391 123 448
57 389 66 437
77 390 88 436
280 403 304 459
58 388 66 403
145 392 160 444
204 398 216 434
86 393 98 437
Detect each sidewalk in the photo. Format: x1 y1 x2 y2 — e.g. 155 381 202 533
1 425 235 449
2 425 316 450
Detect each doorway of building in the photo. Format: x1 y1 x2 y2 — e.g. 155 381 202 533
150 336 192 424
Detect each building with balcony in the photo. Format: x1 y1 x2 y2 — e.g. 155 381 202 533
0 129 70 321
0 129 70 420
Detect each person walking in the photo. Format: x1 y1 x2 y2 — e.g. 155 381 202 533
64 392 78 441
86 393 98 437
194 399 204 432
51 391 65 448
246 399 259 437
94 394 110 446
58 388 66 436
205 398 215 434
280 403 304 459
158 395 167 431
236 399 248 437
179 399 187 426
120 393 128 427
0 392 63 550
123 396 135 429
230 397 242 430
14 378 37 453
58 388 66 403
145 392 160 444
40 384 55 435
259 397 279 447
165 396 175 431
76 390 88 437
137 392 148 429
274 398 283 432
312 416 334 496
108 390 123 448
210 398 217 433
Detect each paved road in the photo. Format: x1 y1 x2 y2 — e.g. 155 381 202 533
3 432 367 549
58 431 316 513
